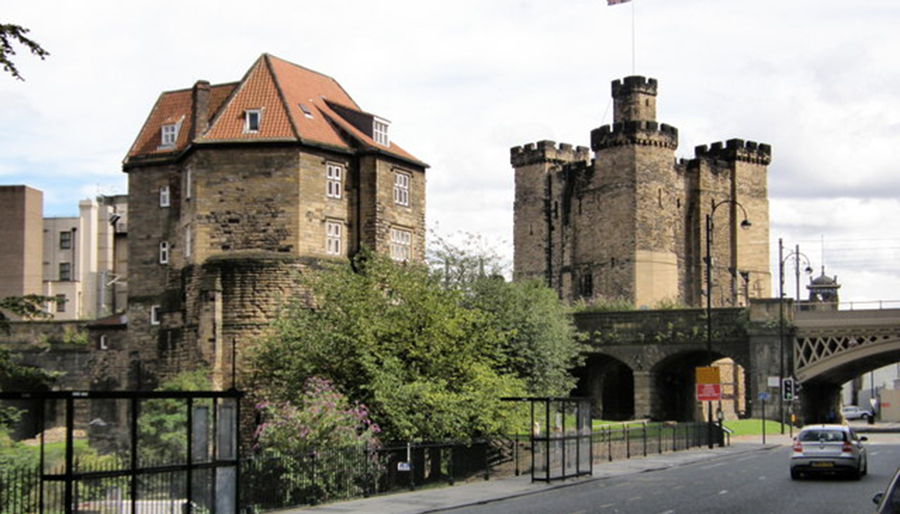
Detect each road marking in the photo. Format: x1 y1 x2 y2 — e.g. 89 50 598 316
629 496 643 502
599 503 616 509
719 490 729 495
758 476 766 480
568 511 586 514
672 485 685 490
659 511 675 514
700 462 726 470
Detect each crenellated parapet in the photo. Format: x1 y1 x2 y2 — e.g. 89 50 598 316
694 138 771 165
590 121 678 151
612 76 658 98
511 140 591 167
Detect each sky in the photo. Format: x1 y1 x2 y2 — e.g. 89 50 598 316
2 0 899 306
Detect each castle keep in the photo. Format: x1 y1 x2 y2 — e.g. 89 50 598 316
512 76 771 308
121 54 427 389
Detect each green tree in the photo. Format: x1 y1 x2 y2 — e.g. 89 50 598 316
1 295 60 392
0 24 49 80
428 233 585 396
137 369 210 465
249 250 526 442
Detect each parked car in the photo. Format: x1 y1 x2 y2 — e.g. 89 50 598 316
872 467 900 513
842 405 874 421
790 424 867 480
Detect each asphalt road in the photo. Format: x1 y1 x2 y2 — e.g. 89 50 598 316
445 434 900 514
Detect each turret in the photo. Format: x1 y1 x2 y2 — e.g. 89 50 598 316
612 76 657 123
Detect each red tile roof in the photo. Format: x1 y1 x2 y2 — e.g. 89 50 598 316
125 54 424 167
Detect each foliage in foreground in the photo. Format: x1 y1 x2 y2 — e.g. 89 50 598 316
249 250 530 442
137 369 210 464
0 24 49 81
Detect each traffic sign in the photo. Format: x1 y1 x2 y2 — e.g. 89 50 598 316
696 366 720 385
697 383 721 402
758 392 770 401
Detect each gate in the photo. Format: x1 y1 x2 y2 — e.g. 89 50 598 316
0 390 242 514
503 397 592 482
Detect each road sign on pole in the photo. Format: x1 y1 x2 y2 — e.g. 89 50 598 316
696 366 721 402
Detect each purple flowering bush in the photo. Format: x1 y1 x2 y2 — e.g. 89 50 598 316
255 376 380 453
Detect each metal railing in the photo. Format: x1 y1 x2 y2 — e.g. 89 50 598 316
2 422 727 514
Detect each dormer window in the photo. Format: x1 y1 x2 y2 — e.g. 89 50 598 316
160 123 179 149
373 117 389 146
244 109 261 133
299 104 313 119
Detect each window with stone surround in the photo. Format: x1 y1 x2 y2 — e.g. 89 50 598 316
390 227 411 262
185 226 192 259
326 163 343 199
184 166 192 200
151 305 161 325
159 185 170 207
244 109 261 133
59 231 71 249
326 220 342 255
393 172 409 206
159 241 169 264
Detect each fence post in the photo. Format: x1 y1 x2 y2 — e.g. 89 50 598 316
483 441 490 481
514 433 519 476
607 427 612 462
449 444 455 486
363 443 370 498
672 424 676 452
311 450 318 505
642 422 647 457
658 422 662 454
408 442 415 491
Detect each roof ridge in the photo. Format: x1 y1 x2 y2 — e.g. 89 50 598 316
202 55 268 140
264 54 302 141
265 53 360 110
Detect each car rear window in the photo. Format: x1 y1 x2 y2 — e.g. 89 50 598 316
799 429 847 442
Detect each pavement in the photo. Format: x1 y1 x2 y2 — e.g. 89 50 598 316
285 434 794 514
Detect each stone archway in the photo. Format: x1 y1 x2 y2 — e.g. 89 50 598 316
575 354 634 421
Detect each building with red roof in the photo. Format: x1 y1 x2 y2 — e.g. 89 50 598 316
122 54 427 389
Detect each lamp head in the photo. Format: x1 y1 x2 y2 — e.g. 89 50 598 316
740 219 752 229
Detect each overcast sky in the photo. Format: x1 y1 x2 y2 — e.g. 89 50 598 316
3 0 899 305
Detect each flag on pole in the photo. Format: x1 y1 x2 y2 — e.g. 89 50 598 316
607 0 631 5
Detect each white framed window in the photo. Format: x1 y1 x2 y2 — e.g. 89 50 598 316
159 241 169 264
393 172 410 206
326 163 343 199
98 335 109 350
184 166 192 200
373 117 390 146
326 220 342 255
244 109 261 133
390 228 412 262
184 226 192 259
161 123 178 148
151 305 161 325
159 185 170 207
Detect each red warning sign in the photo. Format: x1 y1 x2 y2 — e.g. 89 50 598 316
696 383 721 402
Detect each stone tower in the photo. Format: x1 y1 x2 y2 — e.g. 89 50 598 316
511 76 771 308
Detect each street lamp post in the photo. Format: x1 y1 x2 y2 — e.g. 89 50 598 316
705 199 751 449
777 239 812 435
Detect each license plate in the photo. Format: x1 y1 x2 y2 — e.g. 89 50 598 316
812 462 834 468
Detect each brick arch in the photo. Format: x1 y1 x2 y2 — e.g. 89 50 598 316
574 353 635 421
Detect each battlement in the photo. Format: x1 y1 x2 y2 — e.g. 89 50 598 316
612 76 658 98
590 120 678 151
694 138 771 165
511 140 591 167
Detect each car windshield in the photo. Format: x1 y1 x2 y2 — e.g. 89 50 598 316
799 429 846 442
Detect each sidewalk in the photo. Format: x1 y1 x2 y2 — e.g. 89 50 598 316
286 440 786 514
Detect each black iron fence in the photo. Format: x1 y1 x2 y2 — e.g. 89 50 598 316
2 420 726 514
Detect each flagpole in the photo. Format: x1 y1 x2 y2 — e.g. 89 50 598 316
631 0 636 75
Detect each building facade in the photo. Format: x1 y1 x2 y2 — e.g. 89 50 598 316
0 185 127 320
122 54 427 389
512 76 771 308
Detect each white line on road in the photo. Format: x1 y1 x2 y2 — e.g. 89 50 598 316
700 462 727 470
599 503 616 509
719 490 729 495
658 510 675 514
759 476 766 480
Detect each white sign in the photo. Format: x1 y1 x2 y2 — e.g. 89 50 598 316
767 376 781 388
397 462 411 472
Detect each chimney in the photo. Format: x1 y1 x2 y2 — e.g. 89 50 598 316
190 80 211 140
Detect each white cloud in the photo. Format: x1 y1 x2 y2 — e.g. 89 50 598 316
3 0 900 302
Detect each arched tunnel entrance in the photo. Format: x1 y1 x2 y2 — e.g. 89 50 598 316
796 342 900 425
652 351 749 422
574 355 634 421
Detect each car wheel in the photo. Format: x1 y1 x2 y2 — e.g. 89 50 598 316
791 468 800 480
853 466 863 481
862 414 870 421
863 458 868 476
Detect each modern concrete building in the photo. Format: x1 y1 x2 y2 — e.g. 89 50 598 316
0 186 128 320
